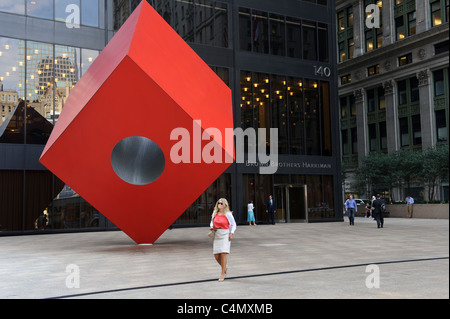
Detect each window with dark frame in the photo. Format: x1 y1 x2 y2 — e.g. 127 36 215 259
399 53 412 66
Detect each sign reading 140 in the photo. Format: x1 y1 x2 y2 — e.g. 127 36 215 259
314 65 332 78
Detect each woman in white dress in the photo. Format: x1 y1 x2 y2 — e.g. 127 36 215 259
210 198 236 282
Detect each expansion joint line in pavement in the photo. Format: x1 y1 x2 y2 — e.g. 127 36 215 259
47 256 449 299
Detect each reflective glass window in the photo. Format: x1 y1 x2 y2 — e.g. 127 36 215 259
0 38 22 98
338 11 345 31
350 95 356 116
195 0 215 45
431 1 442 26
436 109 448 142
433 69 445 96
252 11 269 54
54 45 81 122
318 23 328 62
211 2 228 47
399 53 412 66
175 0 194 43
286 17 302 59
27 0 53 19
82 0 100 27
80 200 101 228
408 11 416 36
288 76 305 155
269 14 285 56
321 81 331 155
240 71 253 130
253 72 270 134
369 123 377 151
271 75 288 154
50 187 81 229
412 114 421 145
0 0 25 14
399 117 409 147
347 6 354 28
397 80 407 105
366 30 373 52
302 21 317 61
239 8 251 51
304 79 320 155
26 41 54 145
81 49 99 76
340 97 347 118
339 41 346 62
395 16 405 40
195 0 228 47
0 37 24 142
351 127 358 154
348 38 354 59
379 122 387 150
367 89 375 112
55 0 80 23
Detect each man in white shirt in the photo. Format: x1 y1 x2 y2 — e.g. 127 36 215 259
406 195 414 218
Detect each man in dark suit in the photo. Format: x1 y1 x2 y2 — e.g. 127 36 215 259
372 194 385 228
266 195 276 225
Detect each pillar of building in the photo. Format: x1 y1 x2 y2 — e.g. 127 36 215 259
382 0 394 46
354 88 369 159
383 80 399 153
416 0 430 34
417 69 436 150
353 0 364 58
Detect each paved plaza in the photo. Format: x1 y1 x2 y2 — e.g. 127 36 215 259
0 217 448 299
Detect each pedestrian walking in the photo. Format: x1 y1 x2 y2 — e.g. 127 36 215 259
247 200 256 226
209 198 236 282
406 195 414 218
372 194 385 228
344 195 357 225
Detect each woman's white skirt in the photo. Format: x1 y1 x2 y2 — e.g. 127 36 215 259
213 229 231 254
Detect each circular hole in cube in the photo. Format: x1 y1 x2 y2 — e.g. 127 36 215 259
111 136 165 185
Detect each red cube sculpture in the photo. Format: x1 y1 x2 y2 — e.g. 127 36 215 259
40 1 234 244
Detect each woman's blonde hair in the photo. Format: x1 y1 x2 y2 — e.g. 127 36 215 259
213 198 231 215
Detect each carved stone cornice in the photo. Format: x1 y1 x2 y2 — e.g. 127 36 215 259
383 80 394 95
417 70 430 87
353 88 364 102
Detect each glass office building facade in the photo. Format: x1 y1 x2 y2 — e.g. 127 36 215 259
0 0 342 235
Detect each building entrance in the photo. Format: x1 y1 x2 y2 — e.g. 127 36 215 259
274 184 308 223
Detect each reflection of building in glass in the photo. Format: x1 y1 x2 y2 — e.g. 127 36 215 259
0 81 18 123
18 43 79 119
33 81 73 121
